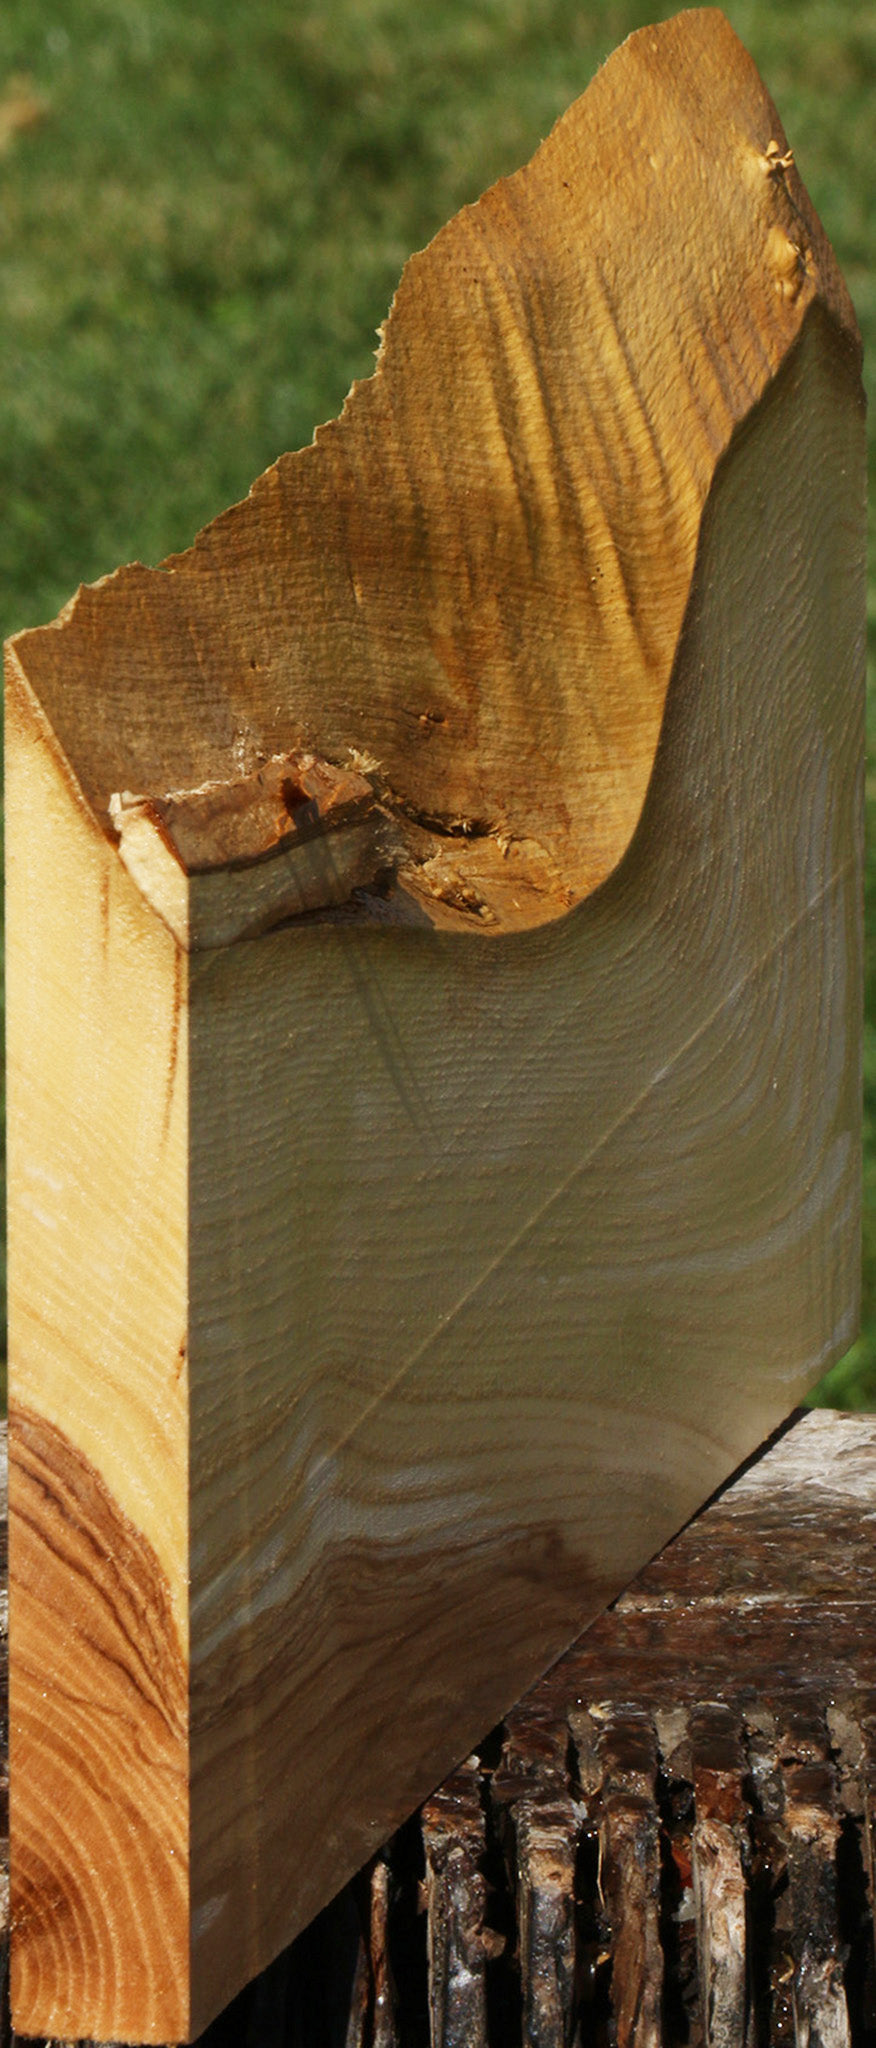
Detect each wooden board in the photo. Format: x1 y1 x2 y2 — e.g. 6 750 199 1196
5 10 865 2041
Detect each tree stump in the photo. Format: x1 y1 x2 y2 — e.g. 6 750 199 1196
5 10 864 2040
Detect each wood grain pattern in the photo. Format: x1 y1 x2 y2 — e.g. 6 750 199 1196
7 9 857 936
9 1408 188 2042
185 300 863 2025
5 659 189 1604
4 9 865 2040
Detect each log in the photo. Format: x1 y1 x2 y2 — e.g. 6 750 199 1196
5 10 864 2040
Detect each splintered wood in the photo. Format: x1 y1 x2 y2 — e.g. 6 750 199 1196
4 8 865 2041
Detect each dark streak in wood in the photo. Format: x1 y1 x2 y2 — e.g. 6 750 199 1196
162 945 183 1147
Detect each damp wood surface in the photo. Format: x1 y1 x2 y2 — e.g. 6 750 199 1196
2 1410 875 2048
4 8 865 2043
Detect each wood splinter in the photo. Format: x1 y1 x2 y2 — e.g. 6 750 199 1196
108 750 380 947
5 7 864 2042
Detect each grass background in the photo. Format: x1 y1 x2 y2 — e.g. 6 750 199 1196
0 0 872 1405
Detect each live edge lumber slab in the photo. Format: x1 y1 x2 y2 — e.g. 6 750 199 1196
5 9 864 2042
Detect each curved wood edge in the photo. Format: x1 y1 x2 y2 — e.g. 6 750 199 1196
5 8 861 940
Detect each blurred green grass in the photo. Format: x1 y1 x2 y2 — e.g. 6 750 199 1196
0 0 873 1404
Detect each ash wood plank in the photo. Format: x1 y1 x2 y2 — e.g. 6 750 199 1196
182 290 862 2032
5 13 865 2043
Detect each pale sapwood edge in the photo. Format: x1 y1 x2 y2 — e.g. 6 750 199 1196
2 6 861 948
